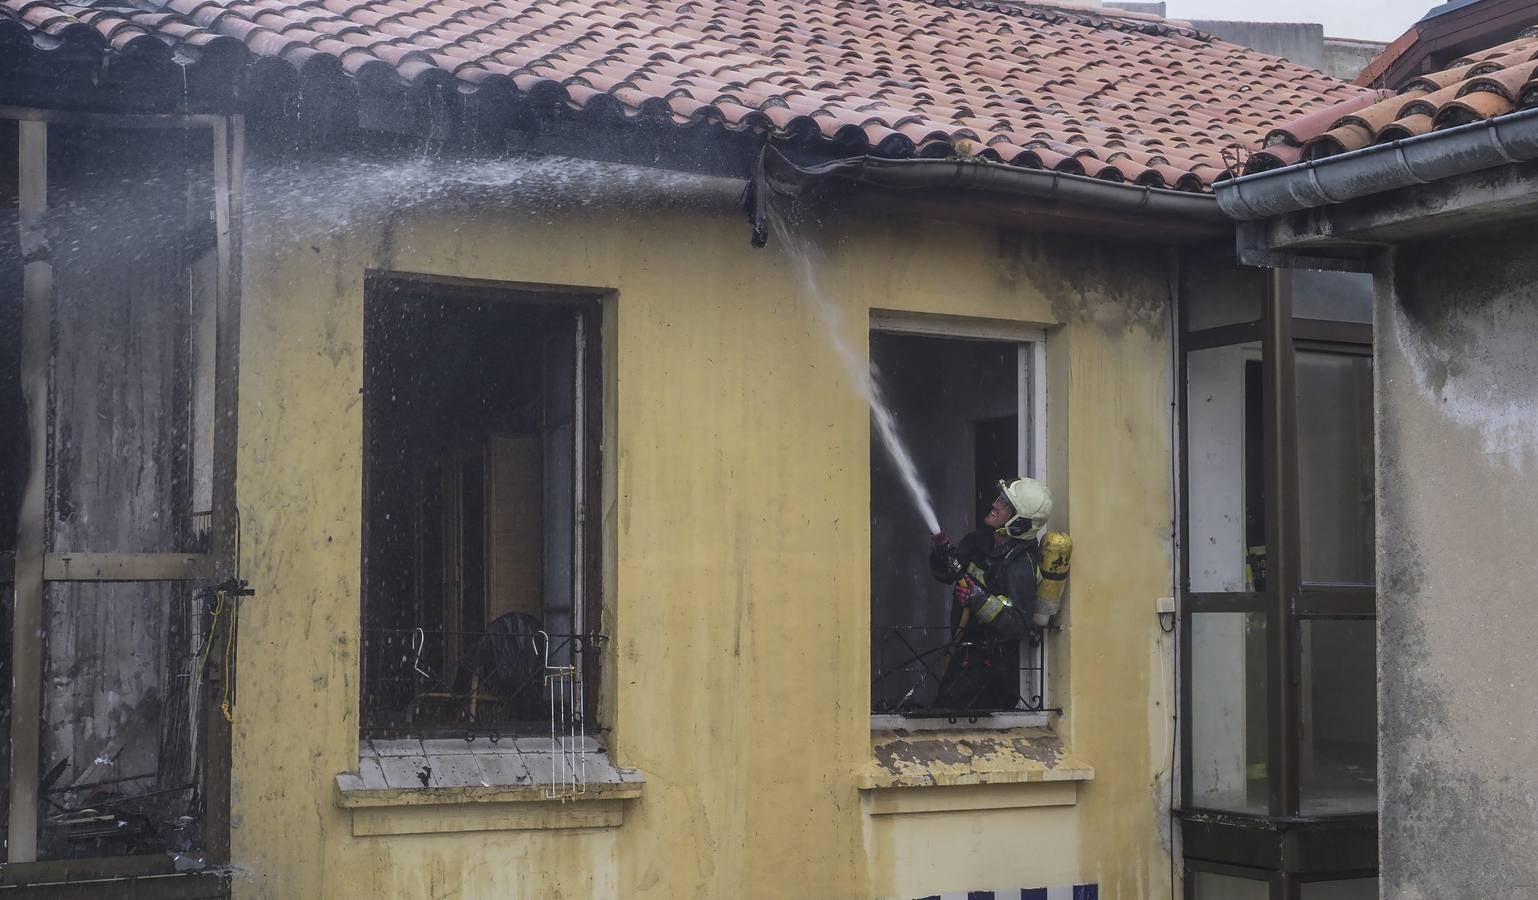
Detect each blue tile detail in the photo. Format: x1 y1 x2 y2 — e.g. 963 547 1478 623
911 887 1093 900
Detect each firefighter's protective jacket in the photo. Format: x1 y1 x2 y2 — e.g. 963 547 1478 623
927 530 1038 710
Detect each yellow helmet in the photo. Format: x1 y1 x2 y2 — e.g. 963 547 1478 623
997 477 1052 539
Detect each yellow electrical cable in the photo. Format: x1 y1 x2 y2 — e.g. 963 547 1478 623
195 590 237 723
196 591 225 685
219 597 236 723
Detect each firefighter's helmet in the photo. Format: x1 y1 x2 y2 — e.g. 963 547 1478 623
996 477 1052 540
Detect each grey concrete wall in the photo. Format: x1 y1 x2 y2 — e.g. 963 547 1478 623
1323 39 1386 81
1191 20 1326 70
1377 231 1538 899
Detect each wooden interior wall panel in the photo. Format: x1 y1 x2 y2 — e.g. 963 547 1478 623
485 434 543 623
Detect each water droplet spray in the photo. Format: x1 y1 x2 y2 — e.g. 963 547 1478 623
769 212 941 536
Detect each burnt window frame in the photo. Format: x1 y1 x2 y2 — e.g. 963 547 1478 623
865 311 1056 730
1177 263 1378 900
358 272 606 742
0 107 245 895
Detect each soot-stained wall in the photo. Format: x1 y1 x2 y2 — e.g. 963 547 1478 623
228 150 1181 899
1378 231 1538 900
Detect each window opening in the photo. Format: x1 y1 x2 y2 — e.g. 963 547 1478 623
361 281 601 740
1296 352 1373 586
1185 338 1269 812
1297 618 1376 815
1178 264 1379 890
1186 342 1267 595
0 116 21 860
868 329 1050 721
1293 348 1376 816
1292 270 1372 324
1190 869 1271 900
37 125 219 863
1189 611 1268 813
2 115 235 872
38 583 209 859
1300 877 1380 899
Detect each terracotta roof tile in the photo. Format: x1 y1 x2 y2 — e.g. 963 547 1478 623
1254 29 1538 170
3 0 1367 191
1374 113 1432 143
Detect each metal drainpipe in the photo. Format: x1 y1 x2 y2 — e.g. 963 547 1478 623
1164 245 1185 897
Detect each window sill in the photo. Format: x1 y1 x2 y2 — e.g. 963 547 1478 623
859 726 1093 792
334 778 644 808
335 738 644 836
870 711 1051 732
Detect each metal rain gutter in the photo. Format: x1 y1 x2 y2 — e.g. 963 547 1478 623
1215 106 1538 221
791 154 1226 223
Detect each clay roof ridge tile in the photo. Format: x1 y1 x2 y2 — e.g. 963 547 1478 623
1432 89 1516 129
63 7 130 40
155 0 216 18
1402 63 1476 94
1448 34 1538 68
311 0 370 14
1458 63 1538 102
1374 113 1433 144
1395 81 1470 119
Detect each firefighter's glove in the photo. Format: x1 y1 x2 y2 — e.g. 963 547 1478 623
955 578 987 610
956 580 1011 624
932 534 964 582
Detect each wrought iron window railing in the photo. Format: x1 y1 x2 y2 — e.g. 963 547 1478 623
871 624 1053 718
361 626 603 739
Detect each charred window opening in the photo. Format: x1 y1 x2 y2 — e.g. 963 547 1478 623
868 328 1050 721
2 117 230 870
1 116 21 860
362 278 602 739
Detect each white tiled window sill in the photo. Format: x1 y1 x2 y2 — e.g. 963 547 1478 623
335 737 644 836
869 711 1052 732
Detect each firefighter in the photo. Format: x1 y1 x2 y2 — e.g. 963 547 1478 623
928 476 1050 711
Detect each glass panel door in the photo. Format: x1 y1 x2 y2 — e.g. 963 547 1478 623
1296 351 1373 586
1297 618 1377 815
1292 342 1376 817
1193 871 1272 900
1190 611 1269 813
1187 342 1267 595
1180 262 1379 898
1182 265 1272 816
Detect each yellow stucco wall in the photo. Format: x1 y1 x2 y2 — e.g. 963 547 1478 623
230 178 1176 899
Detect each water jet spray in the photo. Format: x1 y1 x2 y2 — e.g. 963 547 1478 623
762 205 942 536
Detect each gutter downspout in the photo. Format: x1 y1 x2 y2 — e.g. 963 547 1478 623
745 149 1227 234
1215 106 1538 221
